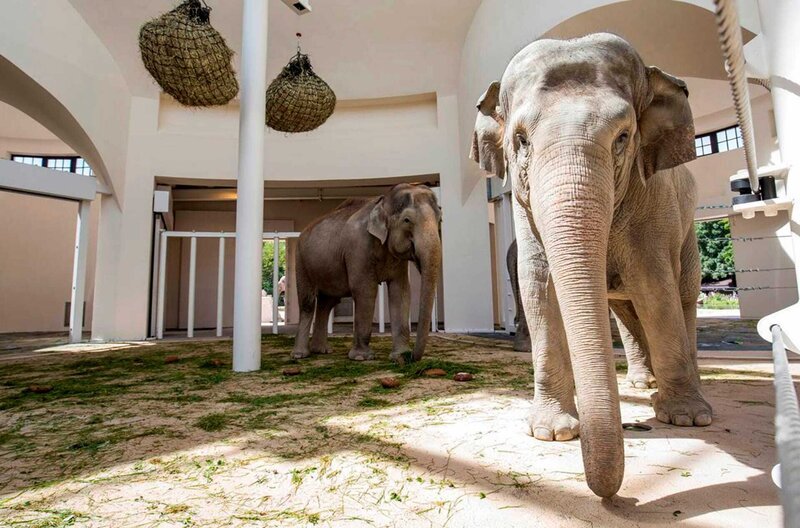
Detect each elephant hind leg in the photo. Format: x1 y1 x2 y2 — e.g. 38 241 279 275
310 294 339 355
610 300 656 389
291 262 317 359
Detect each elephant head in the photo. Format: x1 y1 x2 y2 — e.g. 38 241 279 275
471 33 695 497
368 184 442 361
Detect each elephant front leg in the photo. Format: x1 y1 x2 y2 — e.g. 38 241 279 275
632 278 711 427
309 294 339 355
517 232 579 441
387 275 411 363
610 300 656 389
349 285 378 361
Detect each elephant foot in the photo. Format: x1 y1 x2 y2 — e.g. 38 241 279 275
291 347 310 360
348 347 374 361
513 333 531 352
528 403 580 441
627 368 657 389
652 389 712 426
310 344 333 355
389 349 413 365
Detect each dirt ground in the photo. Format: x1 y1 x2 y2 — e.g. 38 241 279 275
0 334 787 527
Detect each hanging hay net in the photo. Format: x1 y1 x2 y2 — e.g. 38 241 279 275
139 0 238 107
265 53 336 133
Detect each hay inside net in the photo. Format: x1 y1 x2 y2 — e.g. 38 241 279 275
139 0 238 107
265 53 336 133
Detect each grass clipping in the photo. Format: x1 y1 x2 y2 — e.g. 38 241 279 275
265 53 336 133
139 0 238 107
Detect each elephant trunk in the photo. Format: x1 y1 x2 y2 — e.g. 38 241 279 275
533 140 623 498
412 224 441 361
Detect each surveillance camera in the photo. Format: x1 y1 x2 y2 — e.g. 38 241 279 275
282 0 312 15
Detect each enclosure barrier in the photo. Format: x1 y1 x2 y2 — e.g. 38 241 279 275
155 230 438 339
771 325 800 528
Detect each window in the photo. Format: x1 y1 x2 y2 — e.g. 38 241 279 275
10 155 94 176
695 125 743 157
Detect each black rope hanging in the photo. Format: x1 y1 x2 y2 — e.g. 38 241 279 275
265 33 336 133
139 0 239 107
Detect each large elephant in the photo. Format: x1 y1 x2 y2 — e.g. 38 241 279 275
508 239 657 391
471 33 709 497
291 183 441 363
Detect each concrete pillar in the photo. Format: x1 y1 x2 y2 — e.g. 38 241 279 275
232 0 268 372
69 199 91 343
497 192 516 333
437 93 494 333
758 0 800 289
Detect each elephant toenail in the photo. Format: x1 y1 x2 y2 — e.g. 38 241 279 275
656 411 670 424
555 430 576 441
673 415 693 426
694 413 712 426
533 427 554 441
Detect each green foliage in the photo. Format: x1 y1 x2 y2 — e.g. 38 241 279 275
261 240 287 301
700 292 740 309
695 219 734 283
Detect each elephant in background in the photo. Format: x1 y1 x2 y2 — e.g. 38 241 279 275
507 240 531 352
292 183 441 363
471 33 709 497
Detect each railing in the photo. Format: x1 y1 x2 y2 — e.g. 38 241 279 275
154 230 438 339
770 325 800 527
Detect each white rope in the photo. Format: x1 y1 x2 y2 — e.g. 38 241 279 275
771 325 800 528
713 0 760 194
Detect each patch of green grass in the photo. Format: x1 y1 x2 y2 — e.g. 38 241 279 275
194 413 228 432
67 426 170 453
615 361 628 373
700 292 739 309
398 358 480 378
0 379 131 410
24 509 87 528
357 397 391 409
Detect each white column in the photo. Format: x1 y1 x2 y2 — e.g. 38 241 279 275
216 237 225 337
498 193 516 333
759 0 800 289
272 236 279 335
431 288 438 333
327 310 334 334
69 200 91 343
233 0 268 372
187 236 197 338
156 231 168 339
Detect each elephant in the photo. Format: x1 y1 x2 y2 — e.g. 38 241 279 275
471 33 709 497
508 239 657 391
507 240 531 352
291 183 442 363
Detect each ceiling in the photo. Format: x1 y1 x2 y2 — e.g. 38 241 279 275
68 0 482 101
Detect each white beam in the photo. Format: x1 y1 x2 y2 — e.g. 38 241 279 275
187 236 197 338
217 237 225 337
69 200 91 343
156 231 167 339
378 282 385 333
272 236 280 335
233 0 269 372
0 159 96 201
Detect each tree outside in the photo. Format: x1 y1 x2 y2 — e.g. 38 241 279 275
262 240 287 304
695 219 735 284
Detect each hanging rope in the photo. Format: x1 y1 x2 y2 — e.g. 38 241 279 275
713 0 760 193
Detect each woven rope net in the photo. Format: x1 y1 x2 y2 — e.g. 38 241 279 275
265 53 336 133
139 0 238 107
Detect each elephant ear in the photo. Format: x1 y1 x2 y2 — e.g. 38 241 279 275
470 81 506 184
638 67 696 181
368 196 389 244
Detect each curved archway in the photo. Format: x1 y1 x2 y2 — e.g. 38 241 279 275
0 56 112 196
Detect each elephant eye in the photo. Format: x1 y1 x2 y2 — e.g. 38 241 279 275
614 131 630 156
403 217 412 224
515 133 529 148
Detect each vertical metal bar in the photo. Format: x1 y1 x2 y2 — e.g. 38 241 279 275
378 282 385 334
272 236 279 335
69 200 91 343
187 236 197 338
328 309 334 335
156 230 168 339
216 237 225 337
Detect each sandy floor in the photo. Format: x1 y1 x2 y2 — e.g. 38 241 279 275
0 334 789 527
